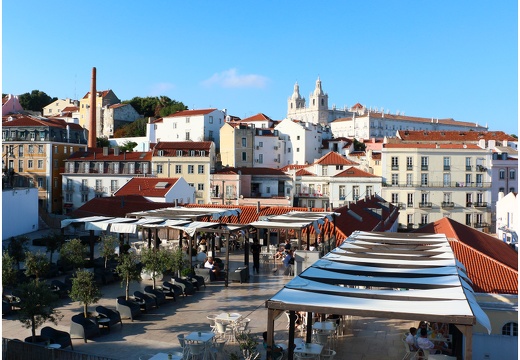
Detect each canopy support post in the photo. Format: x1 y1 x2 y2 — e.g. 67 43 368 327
306 312 313 343
455 324 473 360
288 311 297 360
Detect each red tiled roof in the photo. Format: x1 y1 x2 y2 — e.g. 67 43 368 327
372 153 381 160
114 177 179 197
295 169 315 176
213 167 288 176
334 167 378 178
314 152 359 166
351 103 364 109
240 113 273 122
153 141 212 156
61 106 79 112
2 114 83 131
397 130 516 142
417 218 518 294
82 90 113 99
165 109 216 117
383 143 482 150
68 148 152 161
280 164 308 171
69 195 176 218
109 103 128 109
367 112 482 128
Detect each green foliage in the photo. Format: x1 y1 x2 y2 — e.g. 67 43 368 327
7 236 29 270
140 247 169 289
69 270 102 318
17 279 62 341
2 251 17 290
24 251 50 280
168 247 188 278
122 96 186 118
18 90 57 112
113 117 147 137
511 134 518 139
116 252 141 300
100 235 119 269
158 100 188 117
119 141 138 153
353 138 366 151
60 239 87 270
43 232 65 264
97 137 110 147
232 331 260 360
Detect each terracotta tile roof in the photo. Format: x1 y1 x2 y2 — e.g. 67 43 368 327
280 164 308 171
383 143 482 150
69 195 177 218
314 152 359 166
330 117 352 123
82 90 112 99
397 130 516 142
348 151 366 157
114 177 179 197
109 103 129 109
416 218 518 294
372 153 381 160
68 148 152 161
214 167 288 176
367 112 483 128
295 169 315 176
351 103 364 109
165 109 216 117
153 141 212 156
240 113 273 122
2 114 83 131
61 106 79 112
334 167 378 178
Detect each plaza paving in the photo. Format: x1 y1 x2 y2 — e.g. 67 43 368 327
2 231 414 360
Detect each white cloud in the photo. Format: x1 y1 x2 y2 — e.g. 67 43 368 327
148 82 175 96
201 68 268 89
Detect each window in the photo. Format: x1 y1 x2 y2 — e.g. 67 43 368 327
65 193 72 202
510 169 516 179
443 173 451 186
466 213 472 226
158 150 164 156
476 174 483 186
465 157 471 170
242 152 246 161
443 157 450 170
54 146 58 154
172 122 177 129
157 164 163 174
18 160 24 172
28 145 34 154
175 165 182 174
421 156 428 170
391 193 399 204
502 322 518 336
352 186 360 200
209 116 213 124
465 173 472 185
406 157 413 170
64 147 67 154
266 186 271 194
500 169 506 179
38 145 44 154
70 146 73 154
406 173 413 186
391 173 399 186
188 183 194 187
208 131 213 141
241 138 247 147
185 132 190 140
407 193 413 207
82 179 88 190
339 185 346 199
28 160 33 169
190 150 195 156
297 136 300 140
421 173 428 186
421 214 428 224
259 142 263 148
37 177 43 188
186 117 190 123
188 165 194 174
96 179 103 191
421 193 429 204
198 183 204 191
366 186 373 196
407 214 413 225
258 154 263 163
296 148 300 152
499 187 505 193
111 180 118 192
391 157 399 170
322 167 328 176
198 165 204 174
82 193 89 203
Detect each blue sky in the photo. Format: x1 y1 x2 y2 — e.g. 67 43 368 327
2 1 518 135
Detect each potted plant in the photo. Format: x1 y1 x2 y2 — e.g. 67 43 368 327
100 235 118 269
230 330 260 360
168 247 187 278
69 269 102 318
59 238 87 272
116 252 141 300
24 251 50 281
140 247 169 289
17 279 62 344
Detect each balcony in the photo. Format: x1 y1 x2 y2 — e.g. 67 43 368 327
473 202 488 208
419 202 432 208
421 165 428 170
396 203 406 210
406 165 413 170
443 165 451 171
298 192 327 198
466 165 472 171
441 202 454 208
339 195 346 200
383 181 491 188
391 165 399 170
64 186 74 192
477 165 487 172
474 222 490 228
80 186 89 193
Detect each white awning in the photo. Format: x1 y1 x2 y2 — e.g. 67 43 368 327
61 216 114 228
85 217 138 231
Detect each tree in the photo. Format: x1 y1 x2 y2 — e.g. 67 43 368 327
122 96 187 118
100 235 119 268
116 252 141 300
18 90 57 112
17 279 62 342
69 270 102 318
97 137 110 148
353 138 366 152
2 251 17 292
44 232 65 264
158 100 188 117
24 251 50 281
59 239 87 271
119 141 138 153
140 247 169 289
168 247 188 278
7 236 29 270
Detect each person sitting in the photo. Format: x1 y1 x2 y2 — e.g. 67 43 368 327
198 239 207 253
204 256 220 281
262 331 285 360
406 327 419 351
417 328 452 355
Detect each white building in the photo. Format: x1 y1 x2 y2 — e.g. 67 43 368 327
2 187 39 240
113 177 194 204
274 119 325 166
495 192 518 247
43 98 79 116
151 109 226 151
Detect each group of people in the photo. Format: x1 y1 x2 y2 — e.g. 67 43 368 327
405 321 452 356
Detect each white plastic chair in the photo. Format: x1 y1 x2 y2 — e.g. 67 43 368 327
320 349 336 360
188 342 206 360
402 337 417 360
236 317 251 332
215 321 234 342
207 314 217 332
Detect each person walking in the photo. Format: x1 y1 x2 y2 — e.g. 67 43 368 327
251 239 262 274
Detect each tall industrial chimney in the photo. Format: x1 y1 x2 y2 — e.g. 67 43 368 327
88 67 97 148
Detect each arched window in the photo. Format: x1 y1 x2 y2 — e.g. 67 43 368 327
502 322 518 336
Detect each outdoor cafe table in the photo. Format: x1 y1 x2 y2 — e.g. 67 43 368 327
185 332 215 360
215 312 242 323
148 353 183 360
294 342 323 356
313 321 336 332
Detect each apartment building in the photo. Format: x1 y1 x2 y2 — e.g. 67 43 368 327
274 119 325 166
43 98 79 116
113 177 194 204
77 89 121 135
151 141 215 204
62 147 152 213
495 192 518 246
380 143 493 231
151 109 225 151
2 114 87 213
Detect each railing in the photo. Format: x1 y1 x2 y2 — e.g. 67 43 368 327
473 202 488 208
419 202 432 208
80 186 89 193
443 165 451 171
474 222 490 228
383 181 491 188
196 191 204 198
421 165 428 170
391 165 399 170
441 202 454 208
64 186 74 192
406 165 413 170
477 165 487 172
466 165 472 171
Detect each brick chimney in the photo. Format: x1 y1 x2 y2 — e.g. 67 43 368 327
88 67 97 148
